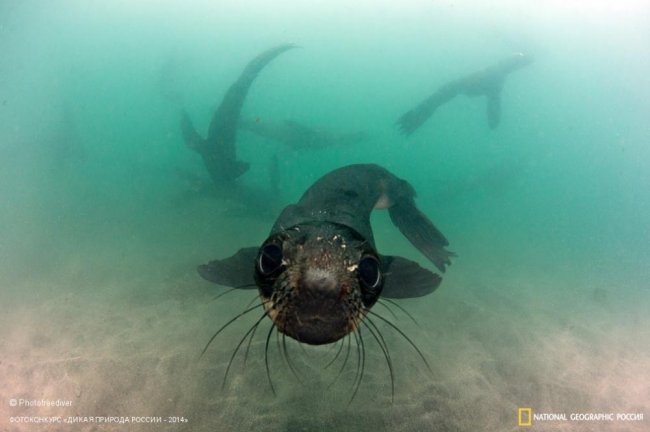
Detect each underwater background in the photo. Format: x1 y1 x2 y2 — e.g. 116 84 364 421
1 0 648 431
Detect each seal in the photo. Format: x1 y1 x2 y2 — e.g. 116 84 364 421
397 52 533 135
198 164 453 345
239 117 368 150
180 44 296 186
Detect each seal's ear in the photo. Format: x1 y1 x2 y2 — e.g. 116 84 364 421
380 255 442 298
197 247 258 288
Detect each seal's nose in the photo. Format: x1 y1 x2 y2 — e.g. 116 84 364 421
285 266 349 345
302 267 338 293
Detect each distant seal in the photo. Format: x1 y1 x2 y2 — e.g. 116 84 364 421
198 164 453 345
239 118 367 150
180 44 296 186
397 53 533 135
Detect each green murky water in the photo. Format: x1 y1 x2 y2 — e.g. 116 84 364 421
1 1 648 431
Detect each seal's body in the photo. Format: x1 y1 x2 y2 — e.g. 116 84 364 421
181 44 296 186
397 53 532 135
199 164 453 345
239 118 367 150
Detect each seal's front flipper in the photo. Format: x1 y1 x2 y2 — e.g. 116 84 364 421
197 247 258 288
380 255 442 298
389 201 454 272
180 110 206 153
486 90 501 129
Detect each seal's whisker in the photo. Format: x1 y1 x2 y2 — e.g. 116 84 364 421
379 298 420 327
364 315 391 361
200 303 264 358
348 323 366 405
275 324 283 366
342 334 352 372
325 339 339 353
282 333 303 383
324 338 345 370
243 313 262 368
368 311 432 372
209 287 240 303
327 334 352 389
274 327 293 379
297 340 309 355
222 311 267 390
272 292 301 380
357 239 369 249
244 294 261 309
375 299 399 320
364 315 395 403
264 323 277 396
350 324 362 395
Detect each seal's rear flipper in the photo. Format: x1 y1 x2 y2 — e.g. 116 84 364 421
180 110 206 153
197 247 258 288
389 202 454 272
380 255 442 298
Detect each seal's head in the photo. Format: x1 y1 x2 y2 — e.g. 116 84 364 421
254 223 383 345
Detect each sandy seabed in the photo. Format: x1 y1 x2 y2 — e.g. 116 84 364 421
1 209 648 432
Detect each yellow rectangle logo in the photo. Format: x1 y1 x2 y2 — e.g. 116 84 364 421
518 408 532 426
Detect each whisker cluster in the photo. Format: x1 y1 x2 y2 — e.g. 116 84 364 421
200 302 264 358
201 285 429 402
349 321 366 404
378 298 420 327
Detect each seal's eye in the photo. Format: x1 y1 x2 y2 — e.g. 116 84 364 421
358 255 381 290
258 243 283 276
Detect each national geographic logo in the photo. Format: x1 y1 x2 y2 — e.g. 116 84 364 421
517 408 645 427
518 408 532 426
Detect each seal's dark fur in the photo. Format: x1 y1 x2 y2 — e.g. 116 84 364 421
199 164 452 345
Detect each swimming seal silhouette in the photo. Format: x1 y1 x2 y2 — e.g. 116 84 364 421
180 44 296 186
198 164 453 345
397 53 532 135
239 118 368 150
